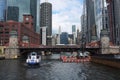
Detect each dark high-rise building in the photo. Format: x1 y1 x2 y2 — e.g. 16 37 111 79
106 0 120 45
60 32 69 44
40 2 52 45
30 0 40 33
83 0 109 44
7 6 19 21
85 0 95 43
7 0 40 32
81 0 95 43
0 0 6 21
7 0 30 21
94 0 109 40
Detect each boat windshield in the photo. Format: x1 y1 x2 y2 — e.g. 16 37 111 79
30 52 37 55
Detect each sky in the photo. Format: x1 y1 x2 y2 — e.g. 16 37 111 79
40 0 83 34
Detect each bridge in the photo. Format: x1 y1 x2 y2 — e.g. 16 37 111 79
19 45 100 55
3 34 101 59
5 31 119 59
4 43 119 59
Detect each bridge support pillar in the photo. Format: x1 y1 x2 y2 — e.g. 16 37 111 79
5 48 20 59
4 30 20 59
100 29 110 54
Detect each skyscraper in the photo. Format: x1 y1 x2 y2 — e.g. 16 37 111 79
7 0 30 21
60 32 69 44
113 0 120 45
106 0 120 45
82 0 94 44
82 0 109 44
30 0 40 33
40 27 47 45
72 25 76 44
57 26 61 44
76 29 81 45
40 2 52 45
0 0 6 21
72 25 76 33
81 0 87 45
7 0 40 32
94 0 108 39
85 0 95 43
7 6 19 21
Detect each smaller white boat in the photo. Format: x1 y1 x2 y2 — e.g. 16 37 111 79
26 52 41 65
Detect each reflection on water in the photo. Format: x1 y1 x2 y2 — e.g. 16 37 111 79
0 56 120 80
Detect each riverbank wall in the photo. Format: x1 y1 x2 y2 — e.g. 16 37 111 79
91 54 120 68
0 55 5 60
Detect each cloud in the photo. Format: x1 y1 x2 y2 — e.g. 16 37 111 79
40 0 83 34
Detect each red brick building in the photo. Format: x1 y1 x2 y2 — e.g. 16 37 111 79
0 14 40 47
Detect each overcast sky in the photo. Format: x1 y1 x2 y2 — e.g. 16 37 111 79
40 0 83 34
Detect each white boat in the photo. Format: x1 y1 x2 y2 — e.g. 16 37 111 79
26 52 41 65
77 51 90 58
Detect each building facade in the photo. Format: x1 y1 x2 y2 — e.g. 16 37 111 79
0 0 6 21
86 0 95 43
7 6 19 21
57 26 61 44
68 34 74 44
7 0 30 21
30 0 40 33
72 25 76 33
60 32 69 44
82 0 96 44
81 14 86 38
0 15 40 47
82 0 109 46
81 0 87 45
40 27 47 45
40 2 52 45
106 0 120 45
7 0 40 32
94 0 109 40
76 29 81 45
72 25 76 44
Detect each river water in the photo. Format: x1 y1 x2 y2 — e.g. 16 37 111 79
0 55 120 80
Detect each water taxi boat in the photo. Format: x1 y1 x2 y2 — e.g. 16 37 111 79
26 52 41 65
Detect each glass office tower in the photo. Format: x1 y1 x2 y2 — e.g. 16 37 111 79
0 0 6 21
40 2 52 45
60 32 69 44
7 0 40 32
7 0 30 21
7 6 19 21
30 0 40 32
94 0 108 40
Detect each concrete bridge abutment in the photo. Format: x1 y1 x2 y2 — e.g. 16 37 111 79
100 29 120 54
5 48 19 59
100 29 110 54
4 31 20 59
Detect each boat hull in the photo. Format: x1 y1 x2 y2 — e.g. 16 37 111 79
27 62 40 65
26 52 41 66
